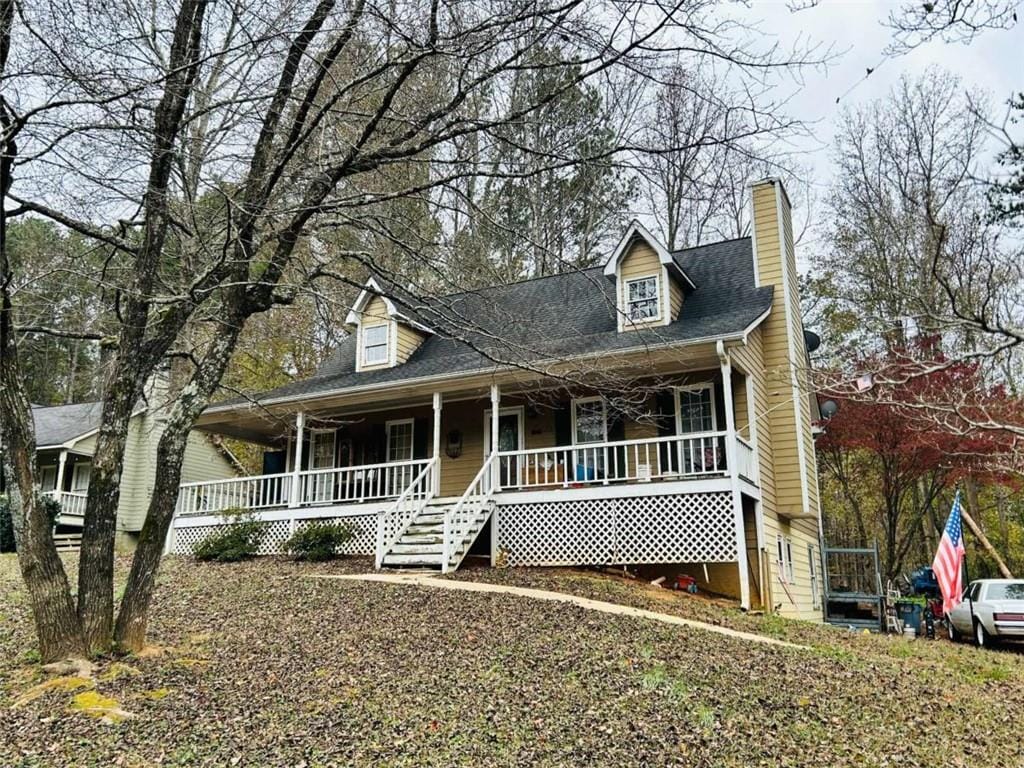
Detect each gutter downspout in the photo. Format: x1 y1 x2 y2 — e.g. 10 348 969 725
718 340 750 610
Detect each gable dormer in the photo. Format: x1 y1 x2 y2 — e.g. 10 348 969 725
603 221 694 332
345 278 432 372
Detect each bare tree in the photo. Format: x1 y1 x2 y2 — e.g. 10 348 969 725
1 0 826 659
884 0 1019 53
638 64 793 249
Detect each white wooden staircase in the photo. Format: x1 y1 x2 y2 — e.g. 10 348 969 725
377 455 497 573
380 500 492 570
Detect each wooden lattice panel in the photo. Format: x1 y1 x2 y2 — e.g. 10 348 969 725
294 516 377 556
171 513 377 556
496 491 736 567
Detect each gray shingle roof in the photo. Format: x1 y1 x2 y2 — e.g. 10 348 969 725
212 237 772 408
32 401 104 447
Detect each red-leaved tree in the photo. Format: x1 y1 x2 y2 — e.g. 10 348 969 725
816 342 1020 580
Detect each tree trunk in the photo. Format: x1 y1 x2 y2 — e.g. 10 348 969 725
961 507 1014 579
115 325 242 651
77 379 142 653
76 0 210 654
0 16 87 660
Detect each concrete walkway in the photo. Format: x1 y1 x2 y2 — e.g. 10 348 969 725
312 572 808 650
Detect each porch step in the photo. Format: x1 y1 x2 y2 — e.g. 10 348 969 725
389 542 444 555
382 552 444 567
400 532 444 545
379 500 494 571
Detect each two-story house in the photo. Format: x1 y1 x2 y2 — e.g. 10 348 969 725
171 178 824 619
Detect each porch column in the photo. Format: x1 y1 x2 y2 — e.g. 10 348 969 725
55 449 68 496
289 411 305 508
718 342 750 610
490 384 501 489
432 392 442 495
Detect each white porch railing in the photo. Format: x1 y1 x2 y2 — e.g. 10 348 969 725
300 459 429 506
177 458 432 516
375 458 437 568
47 490 87 519
493 432 734 491
442 453 497 573
735 437 756 482
178 472 293 515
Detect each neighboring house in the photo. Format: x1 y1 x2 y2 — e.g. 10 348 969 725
176 178 825 619
17 378 239 548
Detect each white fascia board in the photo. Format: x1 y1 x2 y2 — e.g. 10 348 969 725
602 220 696 289
344 276 433 334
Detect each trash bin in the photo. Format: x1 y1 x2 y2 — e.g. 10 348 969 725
896 600 924 633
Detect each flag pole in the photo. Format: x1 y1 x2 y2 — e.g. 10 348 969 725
959 486 976 628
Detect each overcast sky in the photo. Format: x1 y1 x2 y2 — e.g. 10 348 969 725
734 2 1020 259
751 1 1019 174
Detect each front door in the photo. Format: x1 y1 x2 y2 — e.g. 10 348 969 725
485 409 523 488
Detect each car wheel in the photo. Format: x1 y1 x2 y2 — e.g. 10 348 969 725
975 620 991 648
947 620 959 642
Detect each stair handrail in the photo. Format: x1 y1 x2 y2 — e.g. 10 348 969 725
375 457 437 568
442 453 497 573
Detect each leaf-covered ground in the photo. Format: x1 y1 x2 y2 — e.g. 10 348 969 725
2 554 1022 767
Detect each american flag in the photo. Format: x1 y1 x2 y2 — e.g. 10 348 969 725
933 491 966 613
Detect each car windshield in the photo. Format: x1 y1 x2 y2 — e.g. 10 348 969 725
986 583 1024 601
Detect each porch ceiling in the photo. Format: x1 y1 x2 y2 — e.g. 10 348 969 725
197 341 727 443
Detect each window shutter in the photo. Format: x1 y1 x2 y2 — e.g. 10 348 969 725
262 450 286 475
655 391 676 436
655 390 677 472
301 435 312 470
607 405 626 480
553 402 572 446
412 417 430 459
370 423 387 463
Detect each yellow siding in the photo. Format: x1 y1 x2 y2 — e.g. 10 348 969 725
748 180 823 620
668 279 684 321
619 242 665 328
440 400 487 496
358 295 425 368
395 323 426 364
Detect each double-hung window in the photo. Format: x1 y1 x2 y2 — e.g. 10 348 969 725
362 324 388 366
808 544 821 609
777 535 795 584
572 397 607 480
386 419 415 495
308 430 336 502
625 276 659 322
676 384 718 473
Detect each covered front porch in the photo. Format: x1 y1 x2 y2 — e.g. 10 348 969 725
181 372 757 514
37 447 92 527
176 351 763 606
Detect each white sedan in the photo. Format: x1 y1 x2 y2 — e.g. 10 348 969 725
946 579 1024 647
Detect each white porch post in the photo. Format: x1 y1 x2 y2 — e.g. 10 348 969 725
432 392 442 495
718 342 750 610
55 449 68 496
490 384 501 490
289 411 305 508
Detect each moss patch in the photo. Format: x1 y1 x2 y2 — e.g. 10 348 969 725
13 675 94 708
68 691 132 724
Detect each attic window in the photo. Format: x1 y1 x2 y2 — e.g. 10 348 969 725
362 324 389 365
626 275 659 322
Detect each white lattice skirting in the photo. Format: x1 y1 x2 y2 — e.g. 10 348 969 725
495 491 736 567
170 513 377 556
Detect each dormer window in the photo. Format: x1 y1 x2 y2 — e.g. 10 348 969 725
362 324 389 366
626 276 660 322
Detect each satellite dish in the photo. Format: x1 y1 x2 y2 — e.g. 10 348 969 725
820 399 839 419
804 330 821 353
